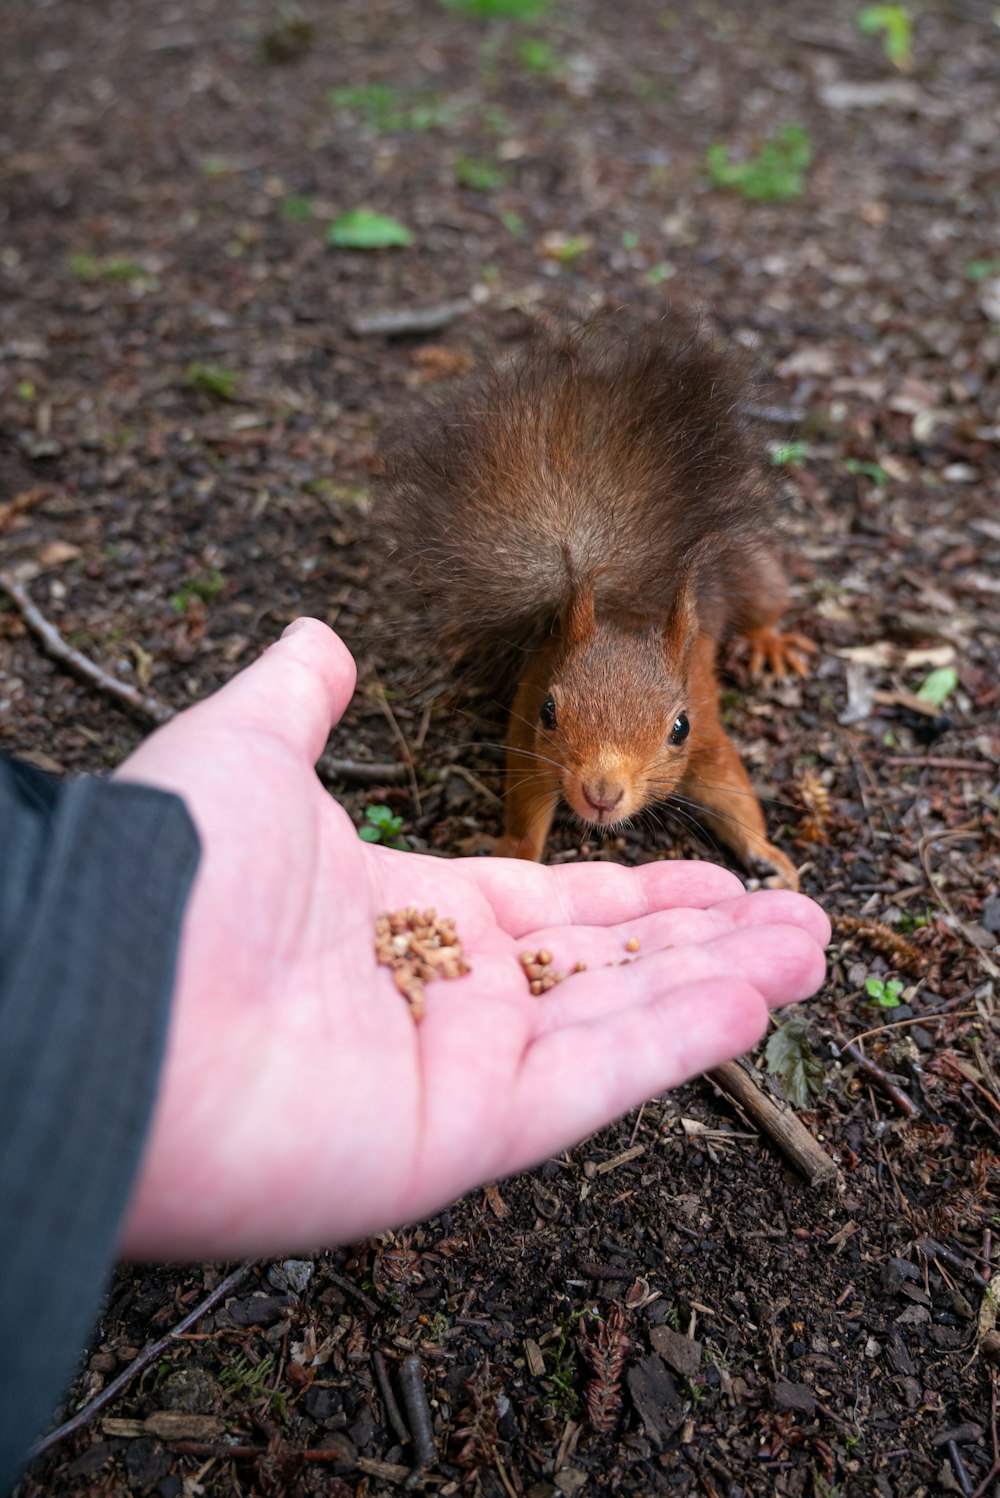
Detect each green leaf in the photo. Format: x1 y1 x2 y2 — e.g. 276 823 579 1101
328 210 414 249
281 195 314 221
440 0 547 16
966 259 1000 282
455 155 507 191
845 457 889 485
516 37 561 74
359 825 382 842
916 665 958 709
864 976 904 1007
706 125 812 202
856 4 913 70
184 362 241 400
764 1019 825 1108
772 441 808 466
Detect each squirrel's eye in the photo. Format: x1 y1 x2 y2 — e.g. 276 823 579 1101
539 695 558 731
669 712 690 745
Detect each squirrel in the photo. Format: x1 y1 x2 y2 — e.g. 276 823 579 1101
378 316 816 890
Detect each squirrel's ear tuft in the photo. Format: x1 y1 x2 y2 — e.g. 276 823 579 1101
563 581 597 644
662 573 698 658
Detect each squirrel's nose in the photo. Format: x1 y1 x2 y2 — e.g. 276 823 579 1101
582 779 625 816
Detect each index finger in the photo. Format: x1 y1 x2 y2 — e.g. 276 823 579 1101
453 856 749 938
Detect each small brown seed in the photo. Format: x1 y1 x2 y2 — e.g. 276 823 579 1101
624 936 640 953
536 948 553 966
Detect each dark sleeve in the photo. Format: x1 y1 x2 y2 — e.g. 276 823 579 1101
0 756 200 1495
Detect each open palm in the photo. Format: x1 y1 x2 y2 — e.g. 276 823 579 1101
118 620 829 1261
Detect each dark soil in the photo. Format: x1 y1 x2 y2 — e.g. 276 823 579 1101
3 2 999 1495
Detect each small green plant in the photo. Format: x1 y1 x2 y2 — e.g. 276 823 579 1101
328 84 452 133
898 909 930 933
15 380 37 403
328 209 414 248
845 457 889 485
500 209 525 237
440 0 547 17
856 4 913 70
646 263 675 286
455 154 507 190
916 665 958 709
185 362 241 400
171 569 225 612
220 1350 277 1398
281 194 314 221
219 1351 288 1423
865 976 905 1008
966 259 1000 281
516 36 561 73
772 441 809 466
542 1316 584 1417
69 253 144 282
706 124 813 202
427 1311 450 1341
359 805 410 849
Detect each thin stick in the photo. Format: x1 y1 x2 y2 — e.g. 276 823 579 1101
372 676 422 816
886 756 996 773
0 571 173 726
171 1440 366 1463
838 1040 920 1117
399 1354 437 1487
318 753 409 785
849 1009 979 1047
325 1269 383 1319
29 1259 258 1460
373 1349 410 1446
706 1061 838 1187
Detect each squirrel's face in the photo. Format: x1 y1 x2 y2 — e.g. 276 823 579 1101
532 620 694 830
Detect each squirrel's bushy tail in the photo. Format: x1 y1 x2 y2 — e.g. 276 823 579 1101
377 314 775 671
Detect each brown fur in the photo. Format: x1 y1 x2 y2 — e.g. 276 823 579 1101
377 315 812 887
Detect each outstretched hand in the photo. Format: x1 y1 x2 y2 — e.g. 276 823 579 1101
117 620 829 1260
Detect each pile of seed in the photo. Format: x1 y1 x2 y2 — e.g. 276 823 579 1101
519 936 640 996
518 947 587 996
375 907 470 1022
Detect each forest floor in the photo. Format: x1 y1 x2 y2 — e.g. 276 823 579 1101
2 1 999 1494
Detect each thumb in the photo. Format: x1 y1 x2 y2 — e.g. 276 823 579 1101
202 618 357 762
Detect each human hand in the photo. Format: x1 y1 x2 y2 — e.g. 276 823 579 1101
117 620 829 1260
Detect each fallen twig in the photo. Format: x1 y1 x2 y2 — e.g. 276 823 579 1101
706 1060 838 1187
0 571 173 726
399 1354 437 1487
325 1269 383 1319
317 753 409 785
29 1258 258 1461
349 298 473 338
838 1040 920 1117
374 1349 410 1446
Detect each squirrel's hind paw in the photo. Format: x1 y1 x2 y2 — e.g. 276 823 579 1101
746 627 818 680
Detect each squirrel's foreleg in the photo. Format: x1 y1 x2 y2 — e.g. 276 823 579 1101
680 636 800 890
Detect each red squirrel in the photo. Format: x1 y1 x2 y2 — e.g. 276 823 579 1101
378 317 814 889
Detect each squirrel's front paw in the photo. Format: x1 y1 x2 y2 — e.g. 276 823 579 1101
745 845 800 892
456 830 503 857
746 627 818 680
